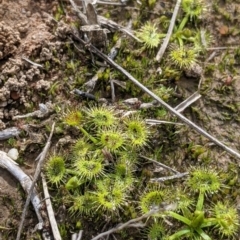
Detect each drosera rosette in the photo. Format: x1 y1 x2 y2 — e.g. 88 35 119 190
72 138 92 158
97 127 126 152
123 115 149 149
168 188 195 212
168 44 199 70
118 150 138 165
192 29 213 52
68 192 96 217
186 167 223 212
145 221 165 240
92 178 128 214
63 108 83 127
139 184 168 217
135 22 163 50
212 201 239 238
186 167 222 194
73 151 105 181
83 106 118 129
164 168 233 240
113 158 136 189
179 0 206 31
63 108 97 144
45 155 66 186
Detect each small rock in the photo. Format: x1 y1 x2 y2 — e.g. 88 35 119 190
7 148 19 161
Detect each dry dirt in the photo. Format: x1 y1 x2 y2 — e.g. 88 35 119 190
0 0 240 239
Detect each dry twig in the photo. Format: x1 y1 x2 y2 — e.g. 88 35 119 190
42 173 61 240
155 0 182 61
174 92 202 113
145 119 184 125
140 155 180 174
16 122 55 240
150 172 189 183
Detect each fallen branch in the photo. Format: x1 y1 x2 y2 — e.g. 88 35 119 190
16 122 55 240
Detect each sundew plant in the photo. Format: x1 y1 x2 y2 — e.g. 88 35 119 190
45 105 239 239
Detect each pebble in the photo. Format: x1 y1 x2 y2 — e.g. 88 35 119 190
7 148 19 161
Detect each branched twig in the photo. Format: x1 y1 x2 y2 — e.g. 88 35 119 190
155 0 182 61
145 119 184 125
16 122 55 240
41 173 61 240
91 208 160 240
71 34 240 160
207 46 240 50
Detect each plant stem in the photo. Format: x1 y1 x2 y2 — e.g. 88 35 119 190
196 191 204 211
178 14 189 31
78 126 97 144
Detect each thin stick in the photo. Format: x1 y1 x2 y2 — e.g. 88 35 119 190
94 1 126 5
91 208 160 240
155 0 182 61
174 92 201 113
140 155 180 174
145 119 184 126
16 122 55 240
41 173 61 240
22 56 44 68
207 46 240 50
150 172 189 183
